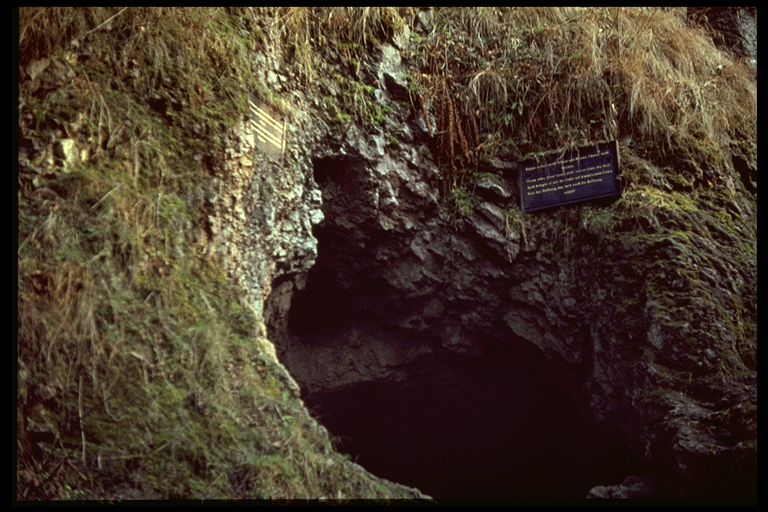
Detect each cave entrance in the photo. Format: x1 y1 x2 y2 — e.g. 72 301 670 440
305 349 641 501
265 156 640 501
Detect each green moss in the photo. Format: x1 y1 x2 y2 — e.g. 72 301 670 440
326 75 392 132
580 206 615 235
449 185 474 218
679 132 730 174
621 187 698 214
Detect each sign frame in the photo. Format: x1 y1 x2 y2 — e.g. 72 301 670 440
517 140 622 213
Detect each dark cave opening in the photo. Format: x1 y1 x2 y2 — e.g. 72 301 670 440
306 348 640 501
265 156 641 501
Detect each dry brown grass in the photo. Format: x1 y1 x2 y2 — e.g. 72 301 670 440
415 7 756 179
20 7 112 66
261 7 409 83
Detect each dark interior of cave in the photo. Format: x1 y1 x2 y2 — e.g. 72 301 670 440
284 338 640 501
309 349 642 501
271 269 642 501
265 156 642 501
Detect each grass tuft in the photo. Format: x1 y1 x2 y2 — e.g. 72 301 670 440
410 7 755 198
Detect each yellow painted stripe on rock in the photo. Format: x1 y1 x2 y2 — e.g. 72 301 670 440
252 122 282 149
254 110 284 134
248 100 284 132
255 127 282 149
249 118 281 145
249 112 283 142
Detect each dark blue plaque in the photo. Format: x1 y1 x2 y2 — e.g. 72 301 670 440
518 141 621 213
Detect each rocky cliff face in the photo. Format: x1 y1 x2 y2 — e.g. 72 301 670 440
18 7 755 502
256 39 756 500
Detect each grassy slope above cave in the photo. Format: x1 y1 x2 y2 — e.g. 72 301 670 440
17 7 755 500
17 8 422 500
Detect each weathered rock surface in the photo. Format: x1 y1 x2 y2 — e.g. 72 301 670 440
17 7 755 502
688 7 757 63
261 39 756 500
587 475 659 499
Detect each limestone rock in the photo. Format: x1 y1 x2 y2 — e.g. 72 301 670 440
587 475 660 499
378 44 410 101
54 139 78 171
476 173 512 201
